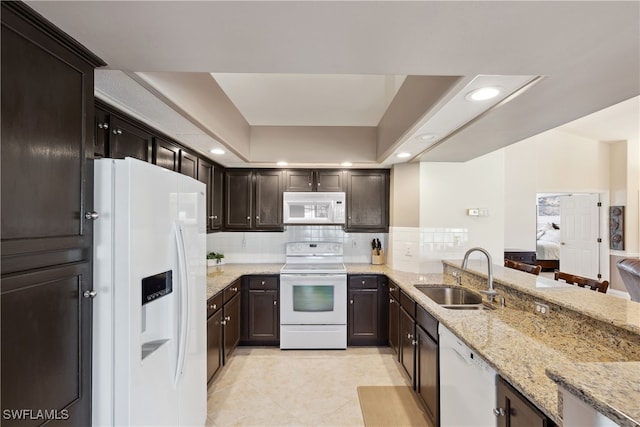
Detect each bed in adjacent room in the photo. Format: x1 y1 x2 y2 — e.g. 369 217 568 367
536 224 560 271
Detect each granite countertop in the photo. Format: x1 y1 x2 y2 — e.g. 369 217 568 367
206 262 640 426
546 362 640 426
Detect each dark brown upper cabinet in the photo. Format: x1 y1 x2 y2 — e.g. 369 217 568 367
95 105 109 158
224 169 283 231
109 116 153 162
211 165 224 231
179 150 198 179
346 170 390 232
197 158 215 232
284 169 344 192
254 170 284 230
224 170 253 230
154 137 180 172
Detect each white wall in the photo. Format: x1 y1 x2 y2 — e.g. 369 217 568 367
414 149 505 272
504 139 538 251
504 129 611 250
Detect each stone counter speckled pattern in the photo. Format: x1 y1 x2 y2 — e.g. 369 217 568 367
206 264 283 299
206 262 640 426
547 362 640 427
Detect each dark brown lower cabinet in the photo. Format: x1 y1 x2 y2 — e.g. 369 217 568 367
347 275 388 346
1 263 92 426
206 306 223 384
207 282 241 384
348 287 379 344
223 292 241 363
388 281 400 357
399 306 416 386
415 305 439 427
497 376 556 427
247 290 279 342
240 276 279 345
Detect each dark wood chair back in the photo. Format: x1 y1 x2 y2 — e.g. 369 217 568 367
553 270 609 293
504 259 542 276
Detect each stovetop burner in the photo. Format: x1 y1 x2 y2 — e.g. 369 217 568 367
281 242 346 274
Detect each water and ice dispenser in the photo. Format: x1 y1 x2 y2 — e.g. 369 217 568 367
140 270 174 360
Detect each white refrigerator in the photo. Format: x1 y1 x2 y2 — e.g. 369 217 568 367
92 158 206 426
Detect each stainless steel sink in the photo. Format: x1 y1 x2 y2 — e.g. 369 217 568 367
444 304 494 311
414 285 492 310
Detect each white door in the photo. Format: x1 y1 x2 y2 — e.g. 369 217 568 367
559 194 600 279
175 174 207 427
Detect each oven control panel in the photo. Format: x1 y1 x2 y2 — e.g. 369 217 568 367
285 242 343 256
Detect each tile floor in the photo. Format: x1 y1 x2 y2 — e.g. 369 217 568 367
206 347 410 426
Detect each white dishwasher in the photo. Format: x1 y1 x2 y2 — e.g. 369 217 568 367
439 324 497 427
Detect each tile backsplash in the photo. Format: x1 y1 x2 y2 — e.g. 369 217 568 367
389 226 470 274
207 225 471 273
206 226 388 264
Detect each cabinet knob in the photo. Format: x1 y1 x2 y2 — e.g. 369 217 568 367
85 211 99 220
361 280 365 285
273 300 277 305
308 182 312 187
221 319 227 325
225 316 231 321
389 298 394 304
83 290 97 299
407 333 413 340
261 281 265 285
231 287 238 292
209 216 214 220
256 216 260 220
493 408 506 417
350 299 354 304
412 340 417 346
112 129 122 135
247 216 251 221
213 215 218 220
97 122 109 129
390 287 396 292
317 182 321 187
209 303 217 310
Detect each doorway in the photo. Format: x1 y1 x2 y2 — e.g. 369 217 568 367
536 193 603 279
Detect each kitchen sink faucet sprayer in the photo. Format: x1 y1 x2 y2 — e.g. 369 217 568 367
461 247 498 303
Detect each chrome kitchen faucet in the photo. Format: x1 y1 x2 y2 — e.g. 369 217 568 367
462 247 499 303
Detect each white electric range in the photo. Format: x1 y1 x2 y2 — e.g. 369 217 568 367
279 242 347 349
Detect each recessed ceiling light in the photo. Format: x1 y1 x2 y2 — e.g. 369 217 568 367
396 152 411 158
277 161 288 166
210 148 225 155
341 161 353 167
416 133 436 141
466 86 502 101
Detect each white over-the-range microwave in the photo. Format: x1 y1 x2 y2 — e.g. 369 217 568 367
283 192 346 225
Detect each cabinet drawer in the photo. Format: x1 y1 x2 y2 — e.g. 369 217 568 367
400 290 416 318
223 280 241 303
207 292 223 318
248 276 278 290
349 275 378 289
416 305 438 340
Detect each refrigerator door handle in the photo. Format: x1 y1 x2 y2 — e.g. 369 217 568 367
174 222 190 385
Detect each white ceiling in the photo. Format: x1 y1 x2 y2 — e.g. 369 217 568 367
26 1 640 167
211 73 406 126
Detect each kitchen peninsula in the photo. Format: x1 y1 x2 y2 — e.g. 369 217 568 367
207 261 640 426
